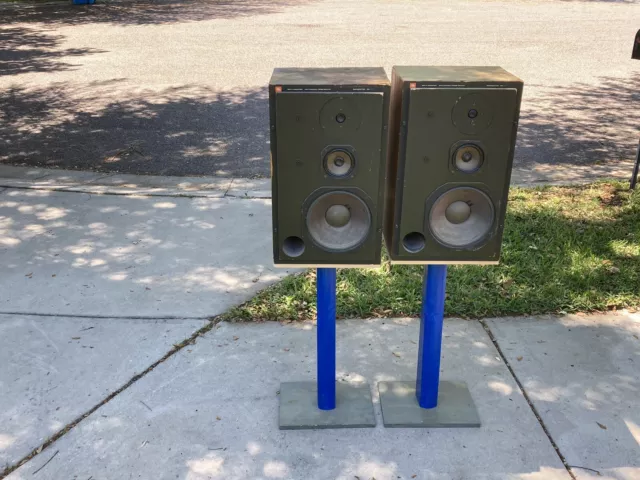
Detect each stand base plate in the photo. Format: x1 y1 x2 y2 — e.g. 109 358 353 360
378 380 481 428
279 381 375 430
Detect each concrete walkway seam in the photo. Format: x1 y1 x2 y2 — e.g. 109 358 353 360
0 317 223 479
0 184 269 200
0 162 636 200
0 179 629 200
479 319 578 480
0 311 213 320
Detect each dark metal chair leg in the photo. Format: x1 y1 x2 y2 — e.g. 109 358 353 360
631 140 640 190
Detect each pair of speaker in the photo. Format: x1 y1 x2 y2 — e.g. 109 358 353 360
270 66 523 267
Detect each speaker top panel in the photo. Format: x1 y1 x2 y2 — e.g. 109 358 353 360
270 68 390 89
392 66 522 86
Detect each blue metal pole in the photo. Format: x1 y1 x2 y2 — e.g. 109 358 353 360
316 268 337 410
416 265 448 409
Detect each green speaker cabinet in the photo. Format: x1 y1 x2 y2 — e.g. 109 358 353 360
270 68 390 267
384 66 523 264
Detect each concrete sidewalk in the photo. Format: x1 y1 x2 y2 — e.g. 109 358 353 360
0 314 208 468
0 167 289 318
2 314 638 479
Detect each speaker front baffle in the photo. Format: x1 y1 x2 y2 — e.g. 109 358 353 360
383 66 523 265
270 68 390 268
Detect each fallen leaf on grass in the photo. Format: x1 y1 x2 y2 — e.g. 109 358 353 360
597 422 607 430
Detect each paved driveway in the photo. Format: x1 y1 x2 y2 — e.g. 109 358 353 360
1 0 639 177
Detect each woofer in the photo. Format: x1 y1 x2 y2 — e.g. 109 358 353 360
428 187 495 248
306 191 371 252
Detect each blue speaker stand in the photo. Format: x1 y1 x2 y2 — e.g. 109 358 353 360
378 265 480 428
279 268 375 430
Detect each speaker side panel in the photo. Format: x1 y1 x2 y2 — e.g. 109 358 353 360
392 87 520 263
273 91 387 265
269 85 280 263
383 70 407 255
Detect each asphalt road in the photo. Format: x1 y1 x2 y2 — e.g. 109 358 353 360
1 0 639 177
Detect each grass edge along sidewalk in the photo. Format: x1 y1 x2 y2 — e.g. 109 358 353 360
223 181 640 322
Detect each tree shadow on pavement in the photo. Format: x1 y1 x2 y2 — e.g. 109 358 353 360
2 74 637 178
0 82 269 177
518 74 640 169
0 26 105 76
0 0 315 27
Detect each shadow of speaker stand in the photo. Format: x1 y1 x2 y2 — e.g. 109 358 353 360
378 265 481 428
279 268 376 429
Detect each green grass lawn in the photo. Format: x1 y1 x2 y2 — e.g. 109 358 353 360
224 181 640 321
